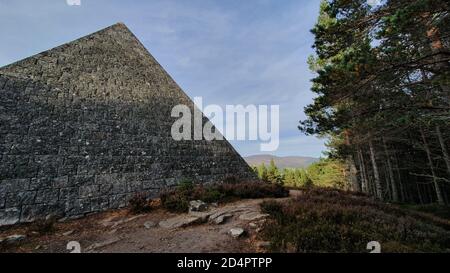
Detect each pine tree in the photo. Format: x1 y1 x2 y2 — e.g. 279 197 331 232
300 0 450 204
267 159 282 184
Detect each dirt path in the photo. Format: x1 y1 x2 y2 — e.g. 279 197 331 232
0 195 295 253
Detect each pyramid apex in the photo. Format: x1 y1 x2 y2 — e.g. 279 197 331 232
0 22 138 71
111 22 128 29
102 22 131 33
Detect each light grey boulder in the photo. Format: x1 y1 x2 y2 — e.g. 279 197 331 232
213 214 233 225
189 200 208 212
238 212 269 221
159 215 203 229
229 228 245 238
0 208 21 226
189 211 212 222
5 234 26 244
144 221 157 229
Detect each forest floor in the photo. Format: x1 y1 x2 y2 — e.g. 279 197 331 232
1 189 450 253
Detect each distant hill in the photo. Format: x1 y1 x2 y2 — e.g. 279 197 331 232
244 155 319 169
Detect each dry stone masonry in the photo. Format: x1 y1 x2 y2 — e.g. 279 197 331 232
0 23 255 226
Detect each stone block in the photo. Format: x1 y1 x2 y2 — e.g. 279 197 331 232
35 189 59 205
59 187 78 201
20 204 64 222
91 197 110 212
0 208 20 226
109 194 129 209
52 176 69 188
79 185 99 199
29 177 53 190
5 191 37 208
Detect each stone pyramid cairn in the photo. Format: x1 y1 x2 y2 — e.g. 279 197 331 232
0 23 255 226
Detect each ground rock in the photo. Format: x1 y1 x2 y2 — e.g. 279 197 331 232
159 215 203 229
144 221 157 229
62 230 74 236
213 214 233 225
256 241 271 248
229 228 245 238
4 234 26 244
188 211 212 222
189 200 208 212
238 212 269 221
86 238 121 252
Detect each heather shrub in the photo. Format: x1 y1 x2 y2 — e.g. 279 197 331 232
128 193 152 214
177 179 195 192
199 188 225 203
261 200 283 215
260 187 450 253
32 216 57 235
222 175 239 184
401 204 450 221
261 201 286 223
216 182 289 200
160 191 190 213
160 180 195 212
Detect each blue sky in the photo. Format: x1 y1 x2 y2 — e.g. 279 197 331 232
0 0 326 158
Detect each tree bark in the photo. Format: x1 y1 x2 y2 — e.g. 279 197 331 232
421 129 445 205
424 13 450 93
416 182 424 205
393 155 405 202
348 156 360 192
436 126 450 177
369 140 383 201
382 137 399 202
357 148 369 194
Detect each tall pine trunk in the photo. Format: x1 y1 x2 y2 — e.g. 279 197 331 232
369 140 383 201
436 126 450 177
382 137 399 202
348 156 360 192
416 182 424 204
358 148 369 194
421 129 445 205
393 155 405 202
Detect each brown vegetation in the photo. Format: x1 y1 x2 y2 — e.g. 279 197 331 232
260 188 450 253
